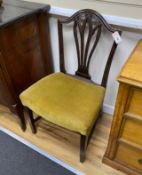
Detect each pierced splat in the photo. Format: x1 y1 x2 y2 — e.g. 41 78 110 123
58 9 121 87
74 14 102 78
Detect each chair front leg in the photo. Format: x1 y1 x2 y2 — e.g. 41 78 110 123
25 107 37 134
80 135 88 163
15 102 26 131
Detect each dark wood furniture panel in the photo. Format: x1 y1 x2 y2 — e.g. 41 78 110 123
0 0 53 130
0 61 15 106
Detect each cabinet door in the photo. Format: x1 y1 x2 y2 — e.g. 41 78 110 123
0 14 49 95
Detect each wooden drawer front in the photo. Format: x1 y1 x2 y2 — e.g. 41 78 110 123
121 118 142 146
115 143 142 173
126 88 142 116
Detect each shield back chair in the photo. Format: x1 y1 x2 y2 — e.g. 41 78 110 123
20 9 120 162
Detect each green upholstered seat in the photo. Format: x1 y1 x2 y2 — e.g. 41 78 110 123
20 72 105 135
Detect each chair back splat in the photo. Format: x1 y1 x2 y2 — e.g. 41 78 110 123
58 9 121 88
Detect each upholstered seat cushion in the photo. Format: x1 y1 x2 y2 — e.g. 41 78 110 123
20 73 105 135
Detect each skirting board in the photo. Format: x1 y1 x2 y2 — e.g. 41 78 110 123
103 104 114 115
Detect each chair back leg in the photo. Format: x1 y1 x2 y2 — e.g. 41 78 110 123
25 107 37 133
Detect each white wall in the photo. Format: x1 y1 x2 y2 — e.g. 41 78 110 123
49 17 142 114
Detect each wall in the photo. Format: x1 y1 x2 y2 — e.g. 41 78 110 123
49 17 142 114
90 0 142 6
26 0 142 20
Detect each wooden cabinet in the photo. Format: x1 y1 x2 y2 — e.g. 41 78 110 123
103 40 142 175
0 0 53 130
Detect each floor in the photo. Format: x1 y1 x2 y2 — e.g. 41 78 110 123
0 105 126 175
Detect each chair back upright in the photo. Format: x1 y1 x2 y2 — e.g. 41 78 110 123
58 9 120 88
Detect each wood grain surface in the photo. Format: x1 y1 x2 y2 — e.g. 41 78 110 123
118 40 142 86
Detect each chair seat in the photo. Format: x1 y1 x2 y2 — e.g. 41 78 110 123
20 73 105 135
